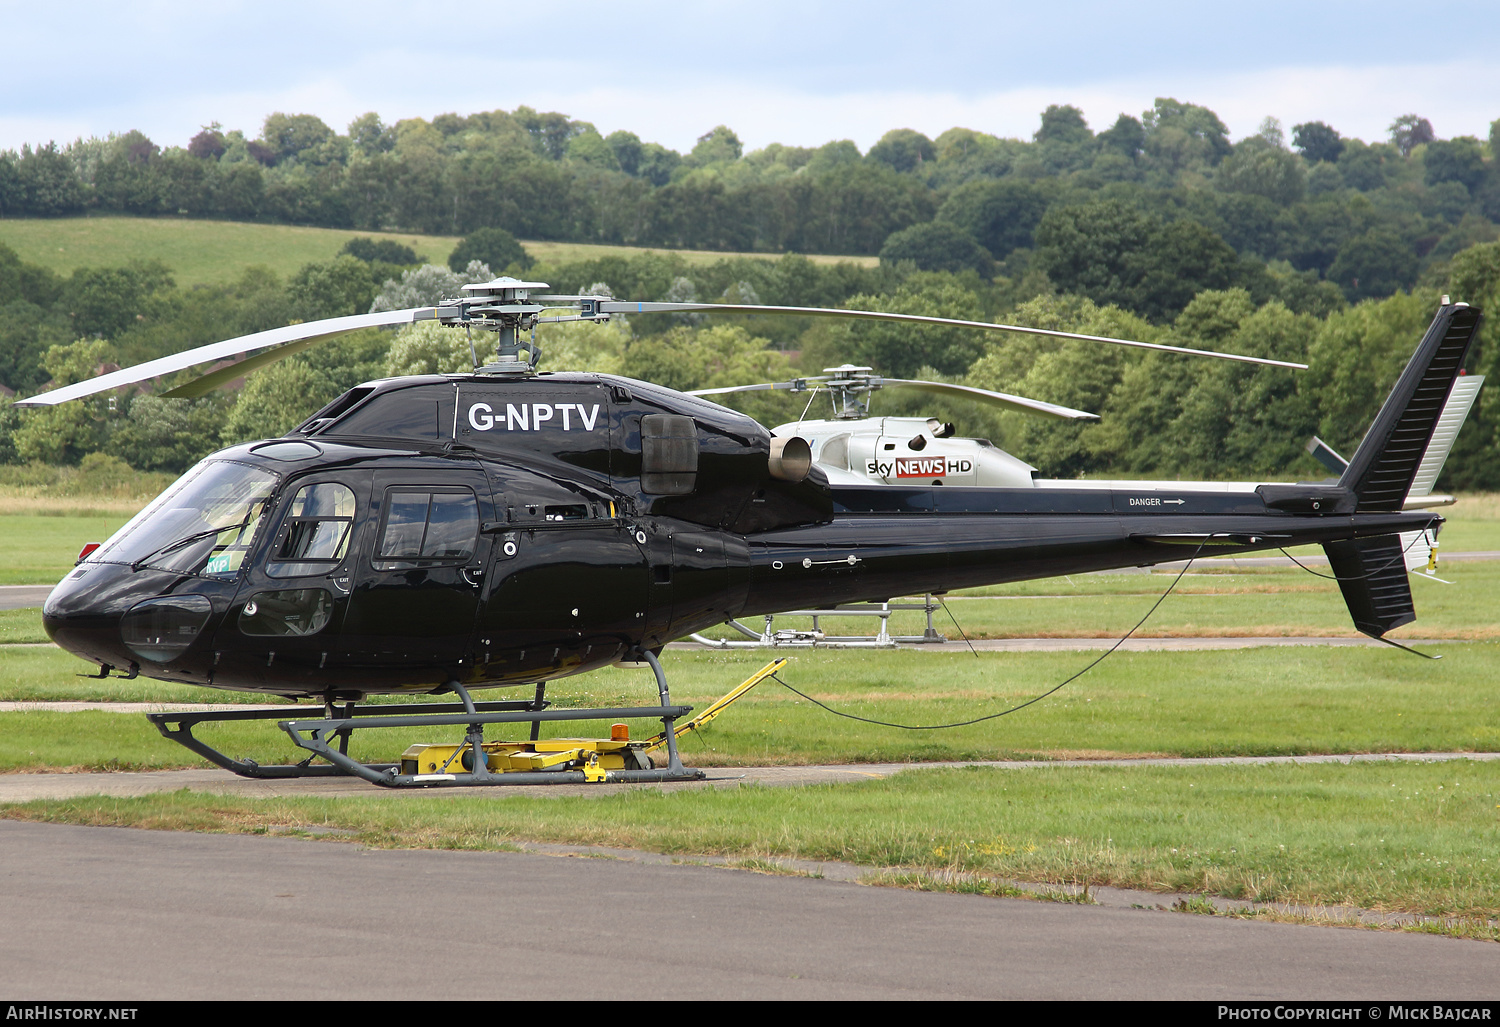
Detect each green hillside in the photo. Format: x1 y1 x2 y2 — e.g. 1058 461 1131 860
0 216 874 288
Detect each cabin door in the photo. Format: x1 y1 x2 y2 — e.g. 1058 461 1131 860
334 467 495 683
210 473 367 692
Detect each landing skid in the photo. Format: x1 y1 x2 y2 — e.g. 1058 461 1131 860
148 651 708 787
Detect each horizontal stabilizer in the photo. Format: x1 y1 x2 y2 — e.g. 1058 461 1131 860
1304 436 1349 475
1323 534 1416 638
1256 483 1353 514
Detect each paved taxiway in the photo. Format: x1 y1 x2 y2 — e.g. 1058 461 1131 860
2 820 1496 1000
0 585 52 610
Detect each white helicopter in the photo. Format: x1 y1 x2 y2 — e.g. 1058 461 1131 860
690 364 1064 489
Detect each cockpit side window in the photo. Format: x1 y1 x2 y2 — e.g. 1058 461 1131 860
267 482 357 578
374 488 478 568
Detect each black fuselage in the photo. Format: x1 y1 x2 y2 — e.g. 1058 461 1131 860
41 372 1437 699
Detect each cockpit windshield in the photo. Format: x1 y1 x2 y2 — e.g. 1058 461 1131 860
88 459 279 577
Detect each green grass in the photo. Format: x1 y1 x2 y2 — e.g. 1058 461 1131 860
3 643 1497 772
0 512 135 585
4 583 1497 931
0 216 458 288
0 215 873 288
1442 519 1500 550
0 646 282 705
1436 493 1500 552
597 645 1500 764
524 238 875 268
6 759 1498 920
0 609 50 643
708 560 1500 640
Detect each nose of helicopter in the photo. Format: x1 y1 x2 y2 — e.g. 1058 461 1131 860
43 565 138 669
43 563 217 672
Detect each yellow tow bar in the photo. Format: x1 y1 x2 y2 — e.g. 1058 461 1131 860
642 657 788 754
398 657 788 779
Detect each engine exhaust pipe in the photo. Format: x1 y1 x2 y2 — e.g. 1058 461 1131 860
768 436 812 482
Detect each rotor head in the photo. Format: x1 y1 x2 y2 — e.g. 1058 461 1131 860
820 365 881 418
436 277 553 373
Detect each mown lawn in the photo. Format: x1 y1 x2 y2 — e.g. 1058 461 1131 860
3 642 1496 771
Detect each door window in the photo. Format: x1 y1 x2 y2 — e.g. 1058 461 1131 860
268 482 357 577
375 489 479 567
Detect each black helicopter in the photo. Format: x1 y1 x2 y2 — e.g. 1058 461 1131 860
18 279 1480 785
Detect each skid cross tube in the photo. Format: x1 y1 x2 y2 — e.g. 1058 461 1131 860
147 698 551 779
147 656 711 787
281 703 701 787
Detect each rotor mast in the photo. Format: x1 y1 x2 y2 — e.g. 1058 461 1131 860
436 277 552 373
822 365 878 419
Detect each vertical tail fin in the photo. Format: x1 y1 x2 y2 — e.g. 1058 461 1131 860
1325 302 1481 637
1338 303 1482 511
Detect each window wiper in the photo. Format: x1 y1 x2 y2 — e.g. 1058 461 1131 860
130 518 251 572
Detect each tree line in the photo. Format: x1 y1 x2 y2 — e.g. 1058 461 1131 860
2 230 1496 491
5 102 1500 324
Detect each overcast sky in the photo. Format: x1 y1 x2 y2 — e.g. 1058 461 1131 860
4 0 1498 154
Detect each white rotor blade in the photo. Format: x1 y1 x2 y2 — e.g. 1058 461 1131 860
880 378 1098 421
599 302 1308 370
14 308 435 406
690 376 1098 420
687 379 823 397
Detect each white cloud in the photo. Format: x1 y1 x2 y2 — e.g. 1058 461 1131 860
394 60 1500 152
0 117 98 150
16 57 1494 158
3 3 1497 153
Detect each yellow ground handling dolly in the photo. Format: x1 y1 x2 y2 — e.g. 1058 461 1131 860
398 658 788 783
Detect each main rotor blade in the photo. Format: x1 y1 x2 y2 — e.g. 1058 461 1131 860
598 302 1308 370
689 376 1098 420
689 382 790 397
13 308 435 406
880 378 1099 421
687 379 824 397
